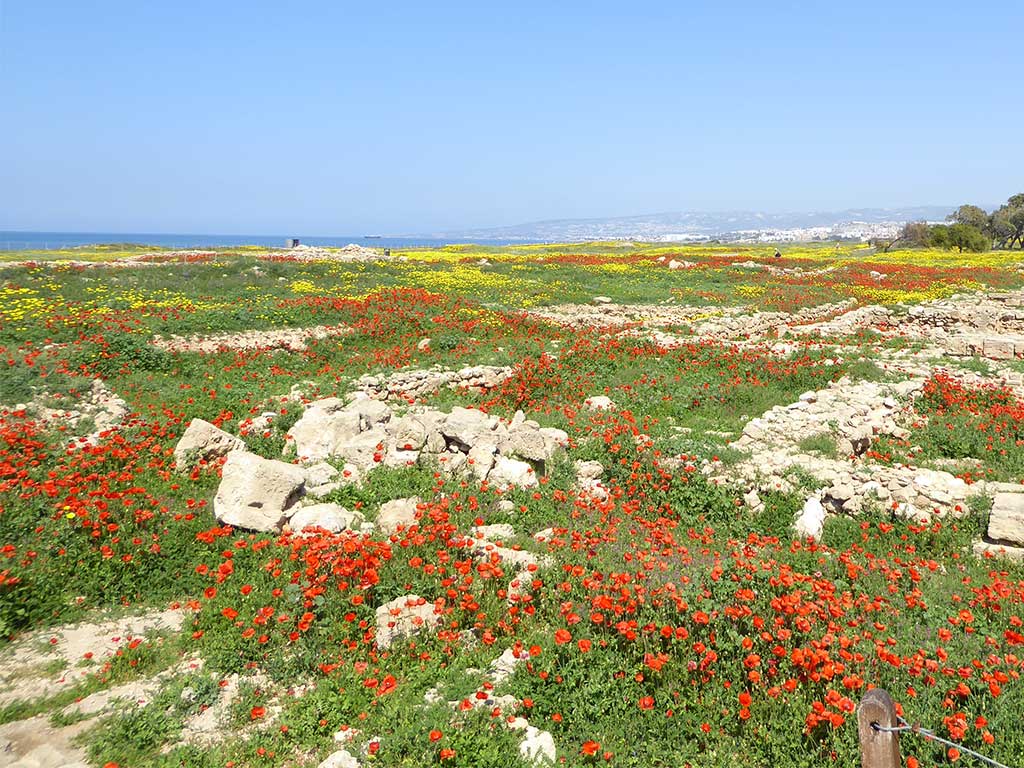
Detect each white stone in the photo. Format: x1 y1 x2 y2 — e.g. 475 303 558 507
317 749 360 768
287 399 362 462
988 493 1024 546
334 427 390 471
390 415 428 451
376 497 421 535
442 407 497 448
288 504 363 534
533 527 555 542
214 452 306 532
518 725 556 764
467 442 497 480
583 395 615 411
173 418 246 470
343 398 392 431
374 594 442 650
794 497 826 541
303 462 339 488
574 460 604 480
506 425 550 461
488 456 539 489
473 524 516 541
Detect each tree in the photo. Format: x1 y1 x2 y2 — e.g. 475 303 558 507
945 223 989 253
947 204 990 234
990 193 1024 249
884 220 932 251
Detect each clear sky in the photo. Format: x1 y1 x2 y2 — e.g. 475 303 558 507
1 1 1021 235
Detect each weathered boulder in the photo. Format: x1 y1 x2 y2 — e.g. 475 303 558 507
539 427 569 453
376 497 421 535
343 395 393 431
214 452 306 532
317 749 360 768
488 456 539 489
794 497 826 541
303 462 339 488
286 399 361 462
472 523 516 541
174 418 246 470
333 427 389 471
382 447 420 468
467 442 497 480
574 460 604 480
375 594 442 650
288 503 363 534
513 721 556 764
389 415 428 451
583 395 615 411
506 424 549 461
988 492 1024 546
441 407 499 450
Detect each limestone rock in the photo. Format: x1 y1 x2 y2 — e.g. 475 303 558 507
333 427 389 471
472 524 516 541
794 497 826 541
317 749 360 768
574 460 604 480
389 415 428 451
517 724 556 764
539 427 569 453
377 497 421 535
375 594 442 650
506 424 549 461
583 395 615 411
988 492 1024 546
286 399 361 462
214 452 306 532
488 456 539 489
343 396 393 431
173 418 246 470
441 407 498 450
303 462 339 488
467 442 497 480
288 503 363 534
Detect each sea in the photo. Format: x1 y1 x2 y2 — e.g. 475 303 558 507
0 231 543 252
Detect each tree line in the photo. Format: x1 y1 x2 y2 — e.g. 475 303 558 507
879 193 1024 253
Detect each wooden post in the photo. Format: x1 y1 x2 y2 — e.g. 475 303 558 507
858 688 901 768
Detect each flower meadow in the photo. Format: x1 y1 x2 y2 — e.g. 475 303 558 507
1 243 1024 767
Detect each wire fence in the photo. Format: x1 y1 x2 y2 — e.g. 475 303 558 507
872 717 1012 768
858 689 1016 768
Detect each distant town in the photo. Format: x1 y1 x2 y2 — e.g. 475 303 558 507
446 206 955 244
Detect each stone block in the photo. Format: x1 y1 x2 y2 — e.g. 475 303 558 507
988 492 1024 546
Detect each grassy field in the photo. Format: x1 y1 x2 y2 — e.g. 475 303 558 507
1 242 1023 767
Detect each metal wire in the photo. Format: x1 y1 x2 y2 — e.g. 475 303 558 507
871 716 1015 768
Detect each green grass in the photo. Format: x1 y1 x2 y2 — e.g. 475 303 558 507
796 432 839 458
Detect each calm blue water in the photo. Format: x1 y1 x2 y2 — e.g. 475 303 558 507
0 231 545 251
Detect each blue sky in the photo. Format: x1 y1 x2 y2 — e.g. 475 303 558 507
1 1 1021 234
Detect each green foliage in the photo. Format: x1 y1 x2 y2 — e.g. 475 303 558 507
796 432 838 459
929 222 989 252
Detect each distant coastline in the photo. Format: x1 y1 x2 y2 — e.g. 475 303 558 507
0 231 550 252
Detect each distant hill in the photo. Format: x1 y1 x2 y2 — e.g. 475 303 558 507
443 206 956 242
